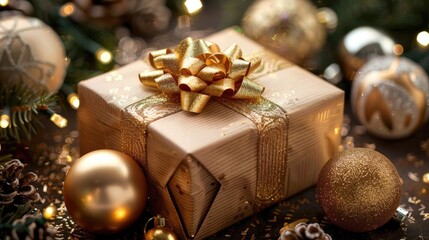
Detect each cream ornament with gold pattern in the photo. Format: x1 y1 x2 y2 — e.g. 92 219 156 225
351 56 429 139
0 15 66 93
138 38 264 113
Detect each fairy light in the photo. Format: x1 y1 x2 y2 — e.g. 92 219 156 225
59 2 75 17
67 93 80 109
416 31 429 47
61 84 80 109
0 0 9 7
50 113 67 128
423 173 429 184
43 204 57 220
0 114 10 128
184 0 203 15
45 108 67 128
0 107 10 129
96 48 113 64
392 44 404 56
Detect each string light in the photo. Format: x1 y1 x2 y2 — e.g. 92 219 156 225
423 173 429 184
184 0 203 15
392 44 404 56
416 31 429 47
96 48 113 64
68 93 80 109
59 2 75 17
0 106 10 129
62 84 80 109
0 0 9 7
45 108 67 128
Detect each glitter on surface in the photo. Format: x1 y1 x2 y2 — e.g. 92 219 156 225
316 148 402 232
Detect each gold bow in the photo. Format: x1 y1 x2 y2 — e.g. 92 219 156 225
139 37 264 113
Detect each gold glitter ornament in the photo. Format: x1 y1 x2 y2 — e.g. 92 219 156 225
63 149 147 234
144 215 178 240
316 148 401 232
0 15 67 92
242 0 326 65
351 56 429 139
338 27 396 80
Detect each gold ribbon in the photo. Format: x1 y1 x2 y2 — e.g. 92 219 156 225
139 38 264 113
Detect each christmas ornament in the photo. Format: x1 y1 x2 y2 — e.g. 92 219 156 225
0 15 66 93
316 7 337 33
338 26 396 80
144 215 178 240
316 148 401 232
0 159 40 205
242 0 326 64
63 149 147 234
0 0 33 17
69 0 137 28
279 219 332 240
351 56 429 139
130 0 171 37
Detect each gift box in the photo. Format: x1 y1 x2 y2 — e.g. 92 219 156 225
78 28 344 239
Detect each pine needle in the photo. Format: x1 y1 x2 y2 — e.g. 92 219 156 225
0 83 60 143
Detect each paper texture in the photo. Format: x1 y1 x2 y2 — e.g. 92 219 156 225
78 28 344 239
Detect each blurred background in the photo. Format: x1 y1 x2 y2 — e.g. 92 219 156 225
1 0 429 239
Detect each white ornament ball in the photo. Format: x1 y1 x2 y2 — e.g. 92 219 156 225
0 15 67 92
351 56 429 139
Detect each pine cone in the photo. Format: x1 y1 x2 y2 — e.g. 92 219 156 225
279 222 332 240
9 214 56 240
0 159 41 205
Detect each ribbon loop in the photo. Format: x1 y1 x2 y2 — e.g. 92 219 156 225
223 43 242 61
155 73 180 95
233 78 265 99
202 78 235 97
178 75 208 92
181 91 211 113
140 38 265 113
181 57 206 76
139 70 164 88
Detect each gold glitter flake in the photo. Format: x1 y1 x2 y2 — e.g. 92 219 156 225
408 172 420 182
408 196 421 205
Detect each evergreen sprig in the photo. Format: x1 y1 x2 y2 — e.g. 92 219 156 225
0 83 59 143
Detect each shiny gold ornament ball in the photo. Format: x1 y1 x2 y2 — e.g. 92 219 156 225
351 56 429 139
242 0 326 64
338 27 396 81
145 226 178 240
145 215 178 240
316 148 401 232
64 149 147 234
0 15 66 92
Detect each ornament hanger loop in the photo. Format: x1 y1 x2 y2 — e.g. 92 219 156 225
144 215 174 235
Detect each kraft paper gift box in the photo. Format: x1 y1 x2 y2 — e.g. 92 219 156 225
78 28 344 239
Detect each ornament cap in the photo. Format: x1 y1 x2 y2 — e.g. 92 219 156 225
393 207 410 223
144 215 178 240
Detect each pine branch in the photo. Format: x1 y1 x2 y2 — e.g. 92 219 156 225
0 83 60 143
27 0 116 87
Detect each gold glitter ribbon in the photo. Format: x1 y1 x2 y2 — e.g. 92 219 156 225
122 37 292 215
138 38 264 113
